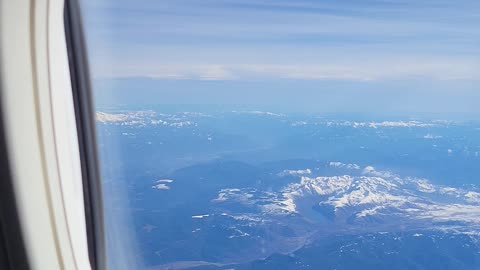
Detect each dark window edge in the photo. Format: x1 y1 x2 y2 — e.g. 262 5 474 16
0 85 31 270
64 1 106 270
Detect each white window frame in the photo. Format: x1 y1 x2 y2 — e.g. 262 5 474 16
0 0 93 269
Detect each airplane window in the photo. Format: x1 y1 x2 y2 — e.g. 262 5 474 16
78 0 480 269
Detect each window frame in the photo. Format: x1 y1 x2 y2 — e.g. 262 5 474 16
64 0 106 269
0 0 103 269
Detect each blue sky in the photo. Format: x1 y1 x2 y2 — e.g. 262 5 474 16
82 0 480 113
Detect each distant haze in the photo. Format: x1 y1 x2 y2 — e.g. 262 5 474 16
93 78 480 115
83 0 480 114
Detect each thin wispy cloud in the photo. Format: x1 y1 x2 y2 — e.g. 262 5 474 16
95 59 480 82
83 0 480 86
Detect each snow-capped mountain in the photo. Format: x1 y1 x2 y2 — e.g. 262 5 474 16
95 111 203 127
213 162 480 235
96 110 460 130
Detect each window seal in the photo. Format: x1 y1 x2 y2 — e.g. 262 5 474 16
63 1 106 269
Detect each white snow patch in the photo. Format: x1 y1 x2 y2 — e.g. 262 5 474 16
416 179 436 193
156 179 173 183
278 169 312 177
192 214 209 219
424 134 442 139
291 121 308 126
152 184 170 190
440 187 460 195
329 162 361 170
465 191 480 203
232 111 285 117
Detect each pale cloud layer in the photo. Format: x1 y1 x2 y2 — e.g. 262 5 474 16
84 0 480 113
97 61 480 81
83 0 480 82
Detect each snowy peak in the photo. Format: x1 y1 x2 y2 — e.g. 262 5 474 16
96 111 201 127
214 161 480 234
279 164 480 229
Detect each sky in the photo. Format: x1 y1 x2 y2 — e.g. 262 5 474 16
82 0 480 114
